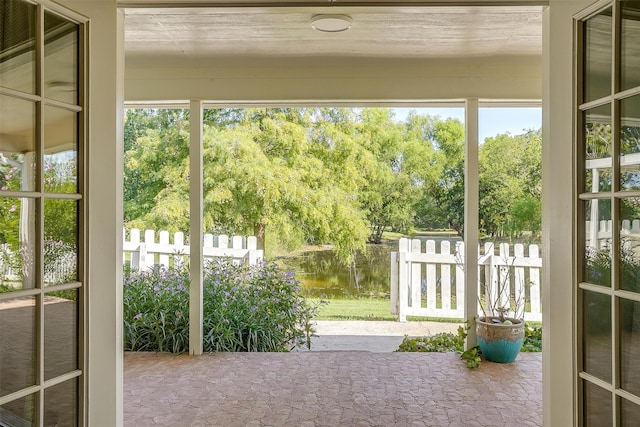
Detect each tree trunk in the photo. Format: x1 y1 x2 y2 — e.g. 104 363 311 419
253 223 266 251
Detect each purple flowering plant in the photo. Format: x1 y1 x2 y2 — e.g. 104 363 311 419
123 259 325 353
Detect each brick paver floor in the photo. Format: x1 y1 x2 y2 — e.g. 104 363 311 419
124 351 542 426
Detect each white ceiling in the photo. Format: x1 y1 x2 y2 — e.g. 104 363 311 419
124 6 544 66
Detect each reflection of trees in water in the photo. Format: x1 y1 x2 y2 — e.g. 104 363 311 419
279 243 395 298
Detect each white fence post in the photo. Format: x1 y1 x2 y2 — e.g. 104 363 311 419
143 230 155 269
455 242 465 316
159 231 170 267
410 239 422 309
425 240 436 311
514 243 526 318
441 241 452 311
498 243 511 311
129 228 141 269
398 238 409 322
528 244 541 321
390 251 399 315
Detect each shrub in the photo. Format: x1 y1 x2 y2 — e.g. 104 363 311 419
123 259 323 353
396 323 543 355
123 264 190 353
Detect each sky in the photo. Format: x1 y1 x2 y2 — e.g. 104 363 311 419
392 107 542 143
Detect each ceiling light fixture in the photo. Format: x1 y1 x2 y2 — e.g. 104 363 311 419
311 14 352 32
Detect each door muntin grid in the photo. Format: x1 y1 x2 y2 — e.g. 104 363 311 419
578 1 640 424
0 0 85 425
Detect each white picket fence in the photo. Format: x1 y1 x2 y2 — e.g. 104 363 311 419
390 239 542 322
0 244 77 285
586 219 640 249
122 228 264 269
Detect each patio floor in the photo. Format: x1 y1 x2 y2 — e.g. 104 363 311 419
124 351 542 427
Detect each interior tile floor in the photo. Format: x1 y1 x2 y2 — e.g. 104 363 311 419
124 351 542 427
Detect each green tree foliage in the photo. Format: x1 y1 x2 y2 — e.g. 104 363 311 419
123 107 543 263
356 109 426 243
415 117 466 237
124 109 190 228
480 130 541 239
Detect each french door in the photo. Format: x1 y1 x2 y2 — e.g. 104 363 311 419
577 1 640 425
0 0 86 425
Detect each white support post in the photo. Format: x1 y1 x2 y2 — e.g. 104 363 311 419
189 100 204 355
464 98 479 349
20 151 36 289
589 169 599 248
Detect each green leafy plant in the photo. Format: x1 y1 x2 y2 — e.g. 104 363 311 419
395 331 464 353
123 259 325 353
396 322 542 366
461 347 482 368
521 324 542 352
396 324 483 368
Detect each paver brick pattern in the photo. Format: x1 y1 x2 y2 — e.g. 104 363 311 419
124 352 541 426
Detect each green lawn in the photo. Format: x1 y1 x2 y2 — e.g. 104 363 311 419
308 297 463 322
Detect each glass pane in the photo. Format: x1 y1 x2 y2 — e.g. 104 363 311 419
0 394 35 426
43 199 78 286
44 378 77 427
584 199 612 287
622 1 640 91
0 296 36 397
621 298 640 396
584 104 612 192
584 8 612 103
44 12 78 105
583 381 612 426
621 198 640 293
44 289 78 380
0 197 36 291
621 397 640 427
44 106 77 194
0 0 36 94
583 290 612 382
0 95 36 192
621 96 640 190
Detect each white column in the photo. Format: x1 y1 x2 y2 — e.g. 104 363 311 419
189 100 204 355
65 0 124 424
464 98 479 349
20 152 36 289
589 168 599 248
543 3 576 425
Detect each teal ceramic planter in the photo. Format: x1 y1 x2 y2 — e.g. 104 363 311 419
476 317 525 363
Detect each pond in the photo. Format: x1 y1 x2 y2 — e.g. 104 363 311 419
277 233 462 299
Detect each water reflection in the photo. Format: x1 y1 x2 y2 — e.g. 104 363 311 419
278 235 462 299
278 243 394 298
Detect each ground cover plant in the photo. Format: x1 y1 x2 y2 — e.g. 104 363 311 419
123 259 323 353
395 324 542 368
